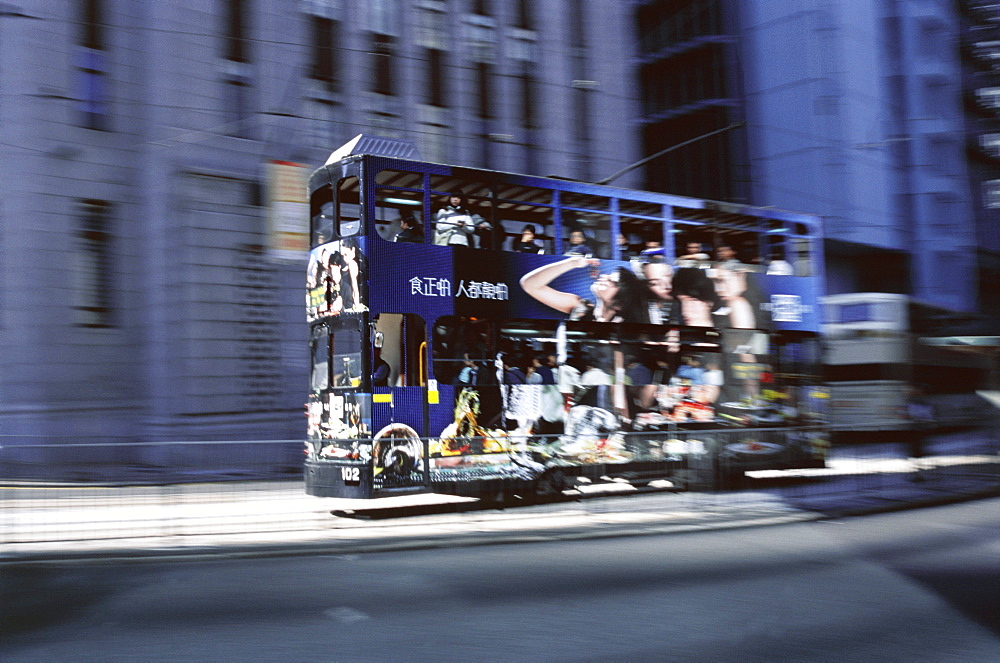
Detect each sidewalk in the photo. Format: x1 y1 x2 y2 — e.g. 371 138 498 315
3 455 998 564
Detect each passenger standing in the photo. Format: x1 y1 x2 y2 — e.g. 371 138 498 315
434 193 477 247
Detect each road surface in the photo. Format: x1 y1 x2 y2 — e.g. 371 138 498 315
3 497 998 661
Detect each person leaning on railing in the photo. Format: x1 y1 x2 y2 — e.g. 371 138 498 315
433 193 479 247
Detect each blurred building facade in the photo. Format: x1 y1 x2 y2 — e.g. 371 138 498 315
0 0 643 456
959 0 1000 318
637 0 982 314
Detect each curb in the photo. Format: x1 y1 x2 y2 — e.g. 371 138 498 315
3 485 997 567
0 511 822 567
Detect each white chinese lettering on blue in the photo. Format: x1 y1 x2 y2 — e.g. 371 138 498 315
412 278 509 300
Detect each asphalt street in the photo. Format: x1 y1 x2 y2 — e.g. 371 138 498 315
2 497 998 662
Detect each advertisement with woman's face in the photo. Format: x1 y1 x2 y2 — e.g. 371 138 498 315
518 255 653 325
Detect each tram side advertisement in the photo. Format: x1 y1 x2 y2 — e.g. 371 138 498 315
307 239 827 497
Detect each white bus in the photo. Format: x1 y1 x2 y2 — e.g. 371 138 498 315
821 293 912 435
821 292 992 436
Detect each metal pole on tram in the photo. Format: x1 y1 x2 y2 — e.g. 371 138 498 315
595 122 745 186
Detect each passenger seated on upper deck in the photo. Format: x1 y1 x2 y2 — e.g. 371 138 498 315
394 213 424 243
564 230 595 256
674 241 710 265
513 224 544 253
617 232 643 259
714 243 740 266
434 193 479 247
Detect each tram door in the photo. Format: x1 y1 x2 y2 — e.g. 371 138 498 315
372 313 429 436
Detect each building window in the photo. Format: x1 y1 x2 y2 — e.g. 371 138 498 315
515 0 534 29
476 60 492 119
520 69 536 129
372 33 396 96
78 0 109 130
220 1 253 137
224 0 249 62
309 15 340 92
76 200 114 327
81 0 104 49
426 48 446 107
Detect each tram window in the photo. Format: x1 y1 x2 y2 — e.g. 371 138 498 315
375 169 427 243
432 316 497 386
765 223 793 275
618 199 662 217
721 330 782 421
375 188 424 242
310 184 334 247
674 229 711 264
562 191 610 211
791 237 812 276
495 186 554 254
496 319 560 384
562 210 611 259
331 321 363 388
337 176 361 237
375 169 423 188
619 216 664 260
563 321 618 383
373 313 427 387
430 176 495 249
715 228 761 268
310 325 330 392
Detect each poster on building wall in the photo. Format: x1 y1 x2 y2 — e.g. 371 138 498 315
266 160 310 262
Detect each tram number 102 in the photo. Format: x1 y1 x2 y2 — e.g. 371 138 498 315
340 466 360 484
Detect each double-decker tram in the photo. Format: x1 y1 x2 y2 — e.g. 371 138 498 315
304 136 829 499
